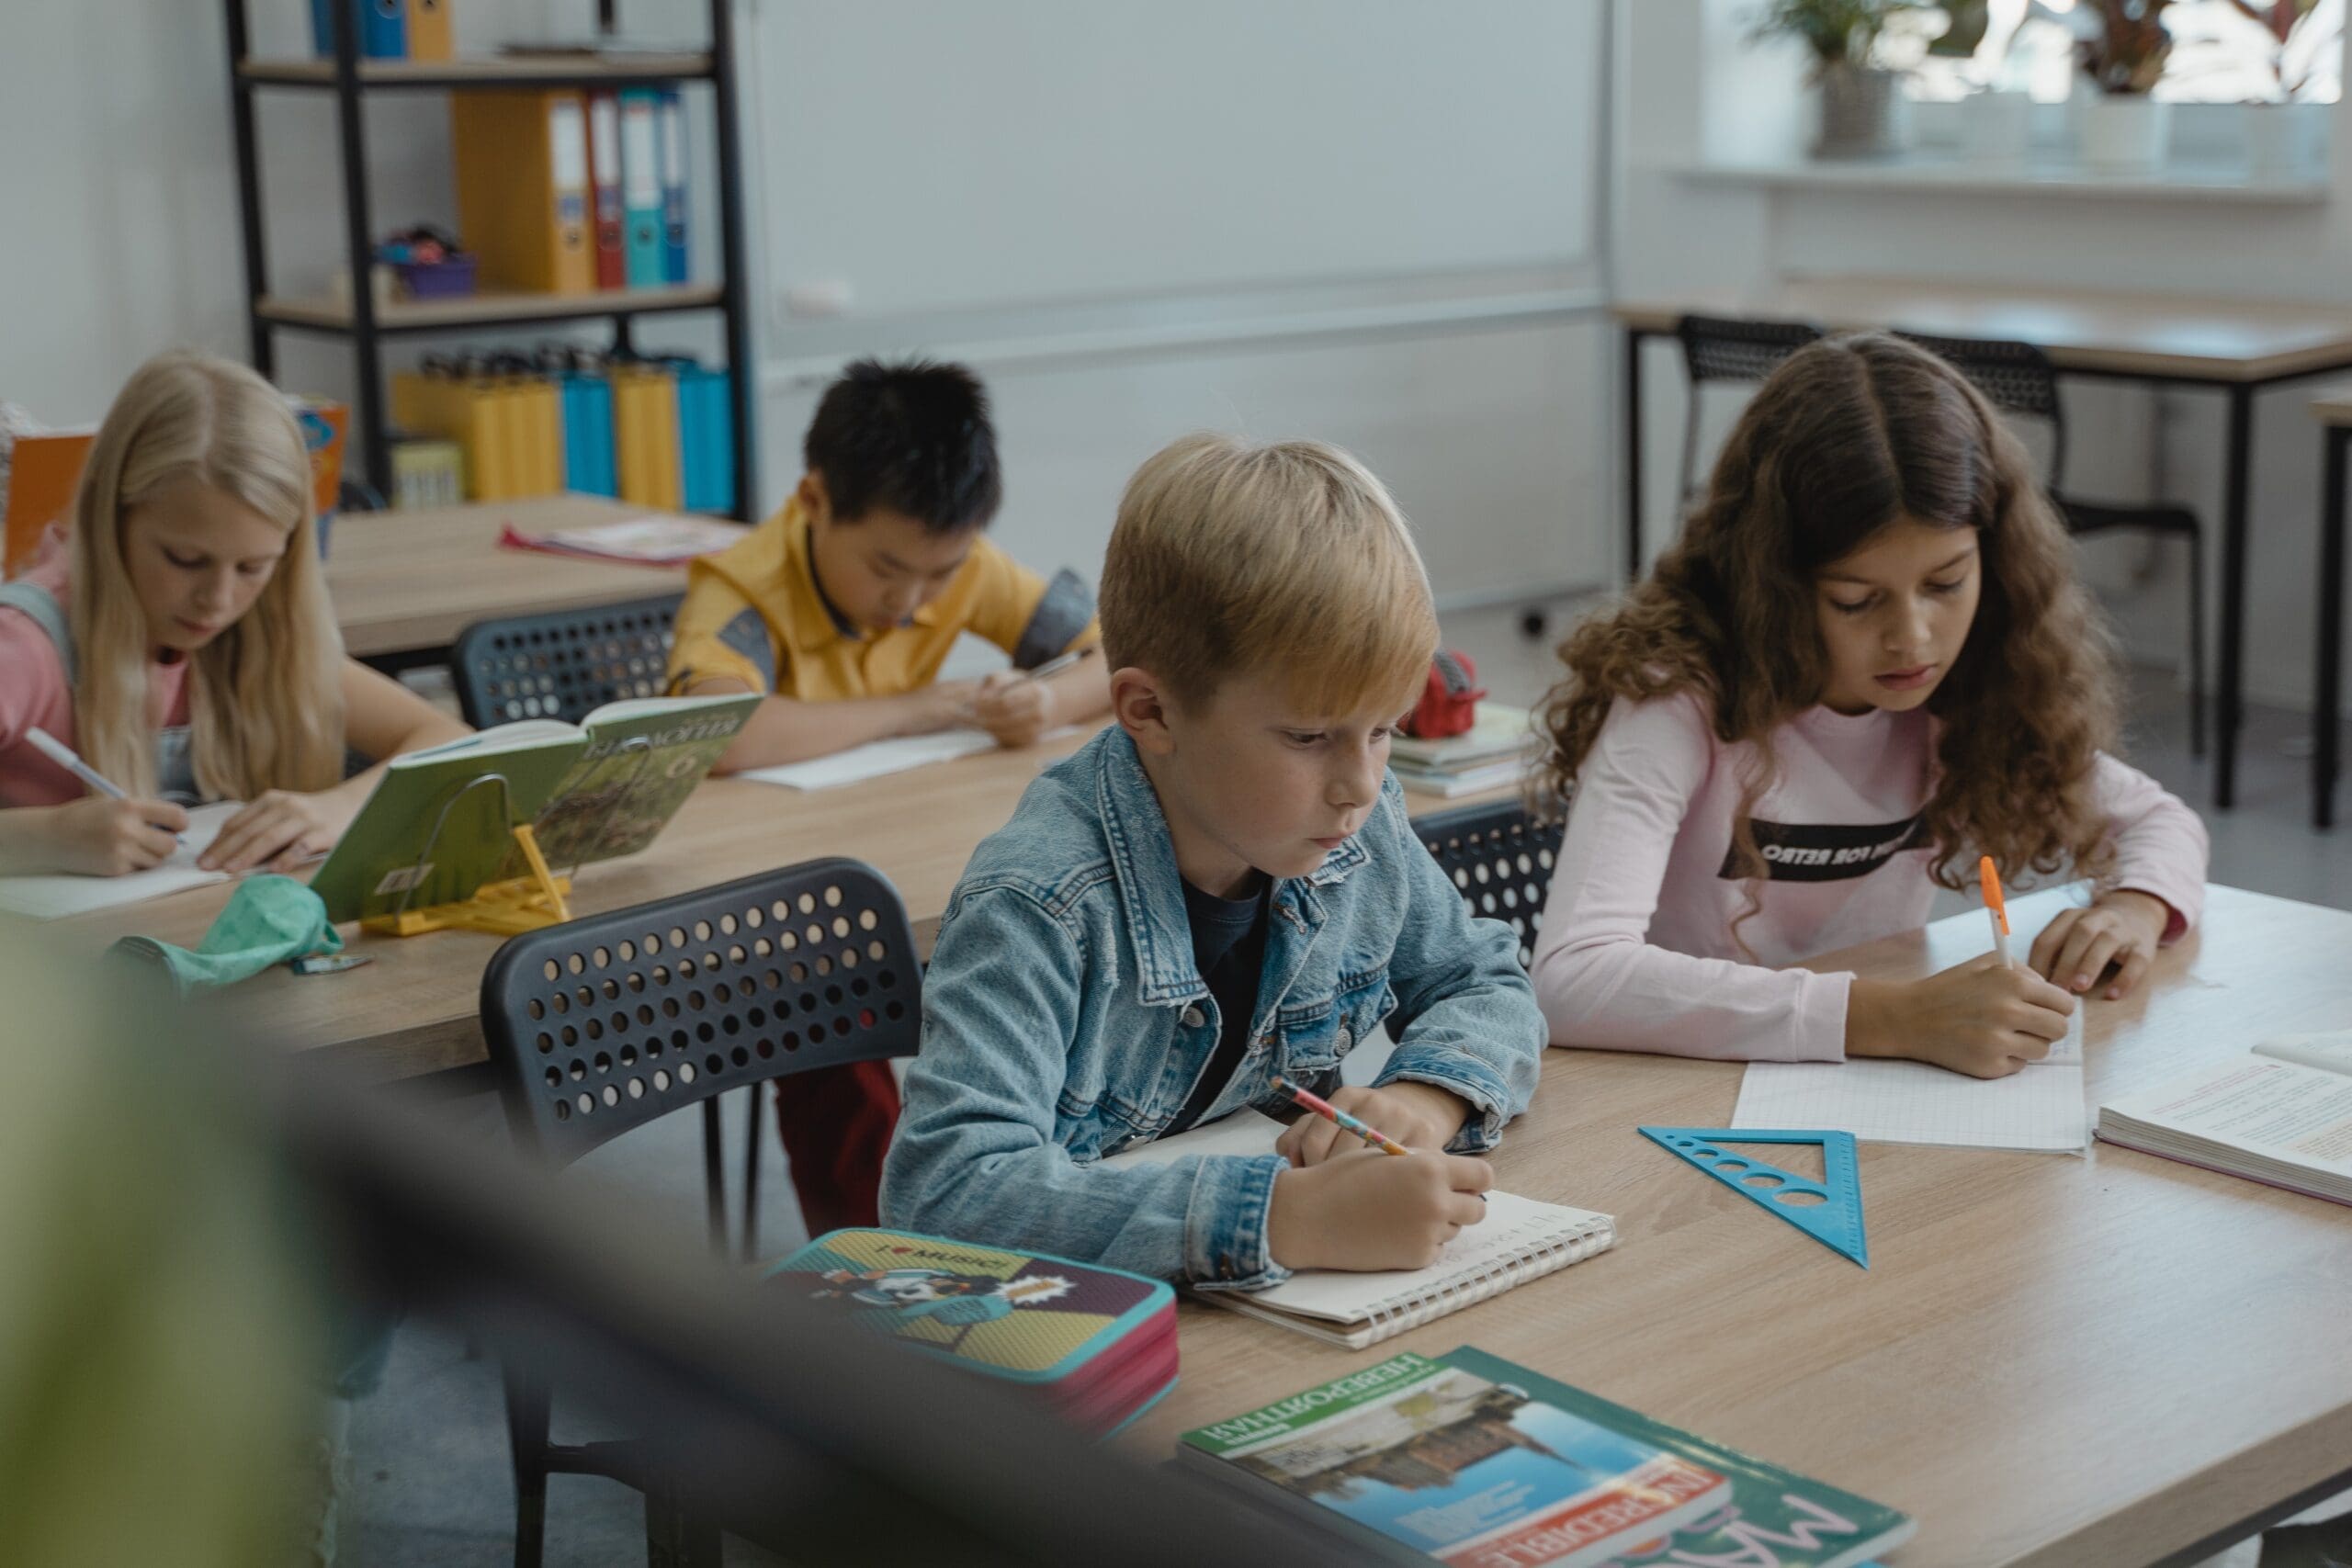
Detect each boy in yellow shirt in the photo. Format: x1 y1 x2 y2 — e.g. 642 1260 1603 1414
668 357 1109 1234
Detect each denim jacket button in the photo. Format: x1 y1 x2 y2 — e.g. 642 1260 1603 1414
1337 1025 1353 1051
1182 1006 1205 1029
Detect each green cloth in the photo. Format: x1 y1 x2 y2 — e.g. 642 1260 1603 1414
109 876 343 996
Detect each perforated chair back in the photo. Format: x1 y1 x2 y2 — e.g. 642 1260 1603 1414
450 593 683 728
1676 314 1826 386
1413 798 1565 969
481 859 922 1168
1892 329 2068 481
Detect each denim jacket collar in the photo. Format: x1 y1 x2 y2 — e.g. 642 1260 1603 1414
1091 728 1369 1009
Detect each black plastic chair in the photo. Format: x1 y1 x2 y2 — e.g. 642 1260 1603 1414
1897 329 2208 755
451 594 684 728
1413 798 1565 969
480 859 923 1568
1675 314 1828 503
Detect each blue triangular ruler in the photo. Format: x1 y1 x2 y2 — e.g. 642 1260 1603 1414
1639 1126 1868 1268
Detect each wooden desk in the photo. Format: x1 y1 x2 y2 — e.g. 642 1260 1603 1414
57 733 1502 1084
1127 885 2352 1567
1614 277 2352 813
326 495 722 663
2307 386 2352 829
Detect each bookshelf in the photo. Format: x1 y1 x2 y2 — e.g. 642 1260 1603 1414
220 1 756 520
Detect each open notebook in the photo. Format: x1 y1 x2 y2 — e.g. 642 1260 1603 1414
1100 1110 1615 1348
0 801 245 919
736 725 1082 793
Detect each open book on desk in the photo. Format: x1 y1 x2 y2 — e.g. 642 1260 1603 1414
2098 1030 2352 1205
1099 1110 1614 1348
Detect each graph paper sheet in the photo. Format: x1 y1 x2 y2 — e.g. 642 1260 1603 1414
1731 1007 2088 1153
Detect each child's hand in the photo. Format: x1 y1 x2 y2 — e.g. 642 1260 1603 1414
919 678 985 735
52 795 188 876
201 789 349 874
1275 1082 1473 1166
2029 892 2169 999
968 670 1055 749
1267 1149 1494 1272
1849 953 2075 1078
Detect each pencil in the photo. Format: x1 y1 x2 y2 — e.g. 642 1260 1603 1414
1978 854 2012 967
1271 1075 1409 1156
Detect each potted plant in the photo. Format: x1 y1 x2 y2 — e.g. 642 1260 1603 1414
2227 0 2337 175
1933 0 2035 164
1750 0 1931 159
2065 0 2177 172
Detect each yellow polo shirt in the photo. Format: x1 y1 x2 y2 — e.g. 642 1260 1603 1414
666 495 1098 700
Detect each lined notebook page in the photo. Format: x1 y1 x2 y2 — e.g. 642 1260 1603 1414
1099 1110 1614 1336
1733 1007 2088 1153
0 802 243 920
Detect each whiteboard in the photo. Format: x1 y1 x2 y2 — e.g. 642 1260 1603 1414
748 0 1604 321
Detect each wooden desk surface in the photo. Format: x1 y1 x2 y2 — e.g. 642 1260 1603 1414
326 495 723 659
1613 276 2352 382
54 732 1501 1083
1125 885 2352 1568
2311 384 2352 424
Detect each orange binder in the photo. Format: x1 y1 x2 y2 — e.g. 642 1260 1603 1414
403 0 453 61
613 365 682 510
450 90 594 295
2 428 96 576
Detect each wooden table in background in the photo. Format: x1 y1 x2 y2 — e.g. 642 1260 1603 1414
326 494 718 666
56 731 1500 1085
1615 277 2352 814
1126 885 2352 1568
2305 385 2352 829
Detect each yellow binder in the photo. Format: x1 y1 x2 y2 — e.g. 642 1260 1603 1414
403 0 453 61
450 90 594 295
394 369 563 502
613 365 682 509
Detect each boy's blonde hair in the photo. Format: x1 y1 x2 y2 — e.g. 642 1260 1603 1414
71 351 345 800
1100 434 1438 715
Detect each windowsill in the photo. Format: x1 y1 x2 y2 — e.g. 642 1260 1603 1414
1671 154 2328 205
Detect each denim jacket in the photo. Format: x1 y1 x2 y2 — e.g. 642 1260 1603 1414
879 727 1545 1291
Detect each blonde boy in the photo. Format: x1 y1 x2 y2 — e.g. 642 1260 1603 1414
882 434 1544 1287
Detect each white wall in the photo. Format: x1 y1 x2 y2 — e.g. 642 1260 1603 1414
1622 0 2352 716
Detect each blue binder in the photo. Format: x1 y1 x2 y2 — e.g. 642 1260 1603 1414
619 89 666 288
311 0 406 58
670 362 733 515
658 89 690 285
559 372 617 498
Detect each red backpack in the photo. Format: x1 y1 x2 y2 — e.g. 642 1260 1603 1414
1402 649 1486 739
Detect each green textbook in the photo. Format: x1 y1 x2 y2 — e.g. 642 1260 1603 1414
308 693 757 924
1179 1348 1910 1568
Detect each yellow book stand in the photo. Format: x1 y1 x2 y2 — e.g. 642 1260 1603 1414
362 820 574 940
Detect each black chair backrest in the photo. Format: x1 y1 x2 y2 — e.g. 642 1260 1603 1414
1676 314 1826 386
450 593 683 728
481 859 922 1168
1413 798 1564 969
1893 329 2068 481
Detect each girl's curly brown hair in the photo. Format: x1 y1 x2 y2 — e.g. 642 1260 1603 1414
1536 331 2120 895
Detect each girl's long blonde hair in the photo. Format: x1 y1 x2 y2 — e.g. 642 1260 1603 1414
70 351 345 800
1537 332 2120 894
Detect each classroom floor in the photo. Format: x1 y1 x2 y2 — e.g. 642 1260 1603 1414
344 595 2351 1567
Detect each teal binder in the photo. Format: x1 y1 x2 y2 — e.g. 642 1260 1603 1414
618 89 666 288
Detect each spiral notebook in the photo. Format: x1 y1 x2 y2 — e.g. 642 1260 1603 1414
1100 1110 1615 1348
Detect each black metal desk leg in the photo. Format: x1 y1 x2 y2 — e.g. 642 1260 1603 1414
2318 426 2348 829
1623 326 1645 582
2215 385 2255 811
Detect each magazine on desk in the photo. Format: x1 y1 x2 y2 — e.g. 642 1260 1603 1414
2097 1029 2352 1205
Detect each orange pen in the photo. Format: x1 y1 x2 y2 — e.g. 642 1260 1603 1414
1978 855 2012 967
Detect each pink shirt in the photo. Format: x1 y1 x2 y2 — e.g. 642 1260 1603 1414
0 553 191 807
1528 692 2210 1063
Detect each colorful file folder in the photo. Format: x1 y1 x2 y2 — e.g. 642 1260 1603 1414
559 371 618 498
618 89 666 288
403 0 452 62
613 365 683 510
658 89 690 285
450 90 594 295
585 89 627 290
670 362 732 515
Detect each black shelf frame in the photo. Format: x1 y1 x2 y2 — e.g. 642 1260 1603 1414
221 0 758 522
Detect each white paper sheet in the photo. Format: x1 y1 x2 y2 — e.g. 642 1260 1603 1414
1732 1006 2089 1153
0 801 244 919
735 726 1078 792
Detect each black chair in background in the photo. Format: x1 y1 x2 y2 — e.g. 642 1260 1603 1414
1412 797 1565 970
479 860 924 1568
1896 329 2207 755
451 594 684 728
1674 314 1828 505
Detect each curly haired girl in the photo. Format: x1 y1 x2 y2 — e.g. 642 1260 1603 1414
1530 333 2206 1078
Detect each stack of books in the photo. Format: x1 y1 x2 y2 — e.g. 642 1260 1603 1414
1389 704 1537 798
768 1229 1179 1437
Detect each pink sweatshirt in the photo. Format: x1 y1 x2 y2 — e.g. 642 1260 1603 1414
0 551 190 807
1528 692 2209 1063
